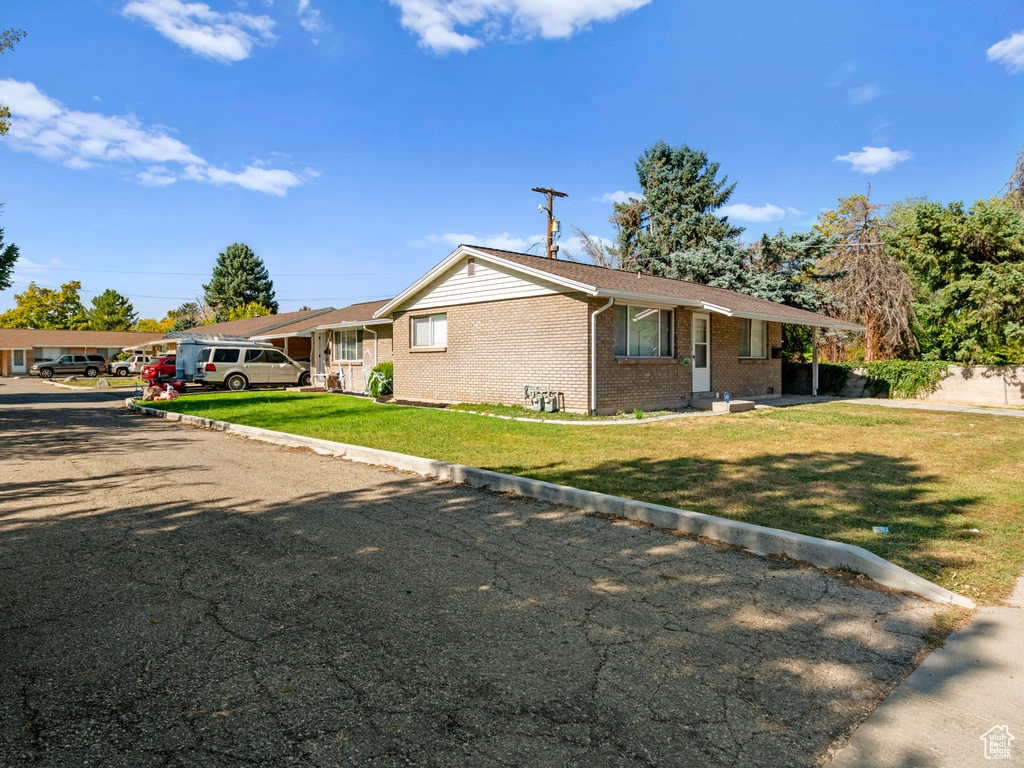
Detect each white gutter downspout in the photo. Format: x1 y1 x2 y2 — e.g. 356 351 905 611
591 298 615 415
363 325 378 392
362 325 378 369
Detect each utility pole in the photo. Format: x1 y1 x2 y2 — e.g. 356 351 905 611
532 187 568 259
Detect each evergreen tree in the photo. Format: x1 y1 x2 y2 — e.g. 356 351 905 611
663 230 839 313
167 301 205 331
615 141 742 275
0 223 17 292
87 288 137 331
883 197 1024 364
203 243 278 323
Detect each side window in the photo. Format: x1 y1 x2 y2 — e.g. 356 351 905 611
613 306 673 358
411 314 447 347
57 356 72 364
738 319 767 358
263 349 286 363
73 355 88 363
213 348 240 363
245 349 264 363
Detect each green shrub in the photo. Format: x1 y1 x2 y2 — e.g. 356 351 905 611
862 360 949 399
368 361 393 397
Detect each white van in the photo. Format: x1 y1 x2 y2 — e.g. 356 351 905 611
193 343 311 390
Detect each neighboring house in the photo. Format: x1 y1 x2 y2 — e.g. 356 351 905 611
372 245 864 414
127 308 338 358
0 329 167 377
251 299 393 391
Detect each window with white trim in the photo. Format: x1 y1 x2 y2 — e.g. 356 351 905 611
738 318 767 358
333 329 363 360
411 314 447 348
613 305 673 358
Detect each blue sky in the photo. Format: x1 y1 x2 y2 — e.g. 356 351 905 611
1 0 1022 319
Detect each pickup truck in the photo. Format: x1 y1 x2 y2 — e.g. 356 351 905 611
107 354 151 377
141 355 177 384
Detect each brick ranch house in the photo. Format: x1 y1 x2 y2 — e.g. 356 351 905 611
251 299 393 391
0 329 167 377
370 245 863 415
143 308 338 358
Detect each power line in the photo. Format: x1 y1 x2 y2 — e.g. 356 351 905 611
21 267 410 277
4 280 390 304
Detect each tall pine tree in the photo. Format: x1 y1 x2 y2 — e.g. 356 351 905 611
87 289 138 331
203 243 278 323
614 141 742 276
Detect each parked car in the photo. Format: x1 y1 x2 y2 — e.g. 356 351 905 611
194 345 311 390
31 354 108 379
107 354 152 377
141 355 177 384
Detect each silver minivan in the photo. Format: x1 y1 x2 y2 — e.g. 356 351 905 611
194 344 311 390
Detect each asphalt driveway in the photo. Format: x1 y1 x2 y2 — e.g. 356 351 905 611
0 378 937 767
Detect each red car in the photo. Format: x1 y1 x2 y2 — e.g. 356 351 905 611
141 355 176 383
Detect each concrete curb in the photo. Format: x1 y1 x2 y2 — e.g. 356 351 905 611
126 398 975 609
45 380 138 391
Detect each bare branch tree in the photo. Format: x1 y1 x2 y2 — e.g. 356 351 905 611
816 194 919 361
1001 142 1024 212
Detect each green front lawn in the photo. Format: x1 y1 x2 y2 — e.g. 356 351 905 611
148 392 1024 603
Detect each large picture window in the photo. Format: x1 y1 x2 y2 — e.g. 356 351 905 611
738 318 767 358
333 329 363 360
412 314 447 348
614 305 673 358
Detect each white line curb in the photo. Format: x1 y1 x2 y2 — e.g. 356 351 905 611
126 398 975 609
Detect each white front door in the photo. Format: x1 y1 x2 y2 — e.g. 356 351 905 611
692 313 711 392
12 349 27 373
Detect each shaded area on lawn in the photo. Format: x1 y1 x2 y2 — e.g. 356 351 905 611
148 391 1024 602
0 438 944 768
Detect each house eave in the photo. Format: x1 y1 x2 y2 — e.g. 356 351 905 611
372 245 597 318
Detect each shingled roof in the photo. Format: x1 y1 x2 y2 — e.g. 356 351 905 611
250 299 393 339
174 307 336 338
376 245 863 331
0 328 166 348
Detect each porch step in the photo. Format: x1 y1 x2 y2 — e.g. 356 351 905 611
689 398 755 413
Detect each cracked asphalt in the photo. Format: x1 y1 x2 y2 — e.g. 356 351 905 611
0 378 938 767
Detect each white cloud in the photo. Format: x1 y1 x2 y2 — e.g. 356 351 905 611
987 30 1024 74
420 232 545 252
137 165 178 186
388 0 651 54
122 0 276 63
720 203 802 223
297 0 325 33
188 163 305 195
835 146 912 174
11 257 68 274
849 83 882 104
595 190 641 205
0 79 309 196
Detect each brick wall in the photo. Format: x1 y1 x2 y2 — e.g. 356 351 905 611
392 293 590 411
592 297 692 414
708 315 783 398
324 326 394 390
389 295 784 413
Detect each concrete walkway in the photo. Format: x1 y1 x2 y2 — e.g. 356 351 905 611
829 577 1024 766
754 395 1024 419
